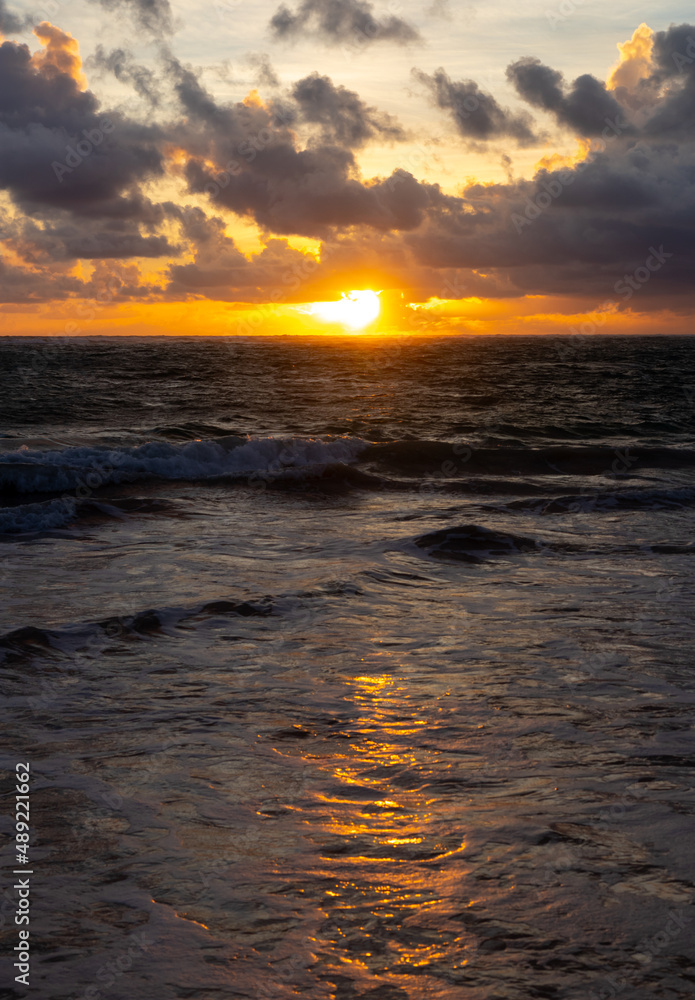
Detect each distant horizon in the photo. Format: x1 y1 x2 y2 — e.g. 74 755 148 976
2 330 695 339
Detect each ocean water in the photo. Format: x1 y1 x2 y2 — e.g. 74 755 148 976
1 334 694 1000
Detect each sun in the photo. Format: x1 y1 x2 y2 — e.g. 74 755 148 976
310 290 381 330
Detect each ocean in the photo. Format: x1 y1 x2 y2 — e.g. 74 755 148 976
1 334 694 999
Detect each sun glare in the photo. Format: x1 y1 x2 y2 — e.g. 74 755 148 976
310 290 381 330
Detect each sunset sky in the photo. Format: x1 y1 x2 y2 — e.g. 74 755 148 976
1 0 694 335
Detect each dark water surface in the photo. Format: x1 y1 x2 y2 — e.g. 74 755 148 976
1 335 694 999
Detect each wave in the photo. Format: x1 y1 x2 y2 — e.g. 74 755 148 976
0 436 367 495
499 486 695 514
0 496 177 535
0 497 82 533
3 434 694 500
413 524 543 563
150 421 242 440
409 522 694 564
0 597 273 665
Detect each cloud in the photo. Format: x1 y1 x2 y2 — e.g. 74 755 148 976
31 22 87 89
405 125 695 303
507 57 629 136
268 0 421 48
88 45 161 105
0 0 25 34
649 22 695 80
608 23 654 93
0 254 83 303
48 228 173 259
289 72 406 147
413 67 538 146
164 54 433 236
639 24 695 138
246 53 280 90
4 18 695 316
4 201 177 261
85 0 173 35
425 0 452 20
0 31 164 212
165 210 331 300
604 24 660 118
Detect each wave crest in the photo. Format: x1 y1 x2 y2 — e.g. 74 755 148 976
0 436 367 495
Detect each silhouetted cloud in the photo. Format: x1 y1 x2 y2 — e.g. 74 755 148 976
413 67 538 146
164 54 431 236
165 210 333 300
290 72 406 147
269 0 421 47
641 24 695 137
507 57 630 136
649 22 695 80
0 23 172 283
0 33 164 217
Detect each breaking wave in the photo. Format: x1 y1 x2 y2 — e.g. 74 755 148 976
0 436 367 495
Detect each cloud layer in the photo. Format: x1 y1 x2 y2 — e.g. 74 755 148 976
1 18 695 318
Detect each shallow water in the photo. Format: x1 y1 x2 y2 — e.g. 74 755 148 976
1 335 694 999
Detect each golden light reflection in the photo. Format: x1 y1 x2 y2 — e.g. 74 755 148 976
279 669 472 991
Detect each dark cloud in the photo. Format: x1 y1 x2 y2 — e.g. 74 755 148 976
246 53 280 90
164 54 434 236
0 222 168 301
405 130 695 302
0 249 79 303
167 214 248 293
640 24 695 137
3 21 695 314
0 35 164 219
165 211 329 300
505 58 563 112
0 0 26 34
87 46 161 106
290 72 406 147
507 57 630 137
413 67 538 146
4 203 178 265
0 42 94 131
85 0 173 35
269 0 421 47
649 23 695 80
0 29 173 284
48 228 173 259
182 147 436 237
165 52 229 125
